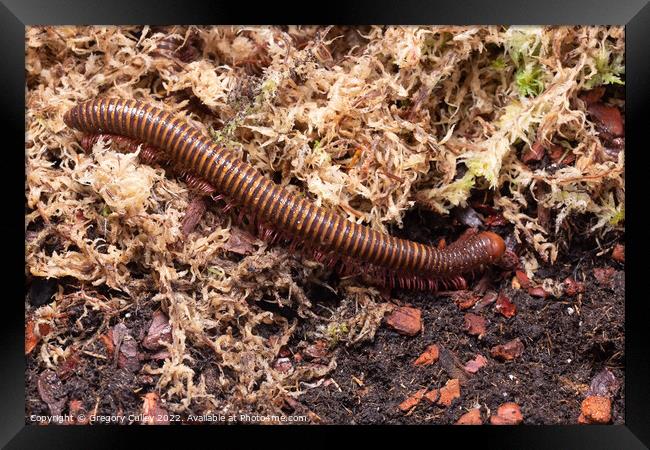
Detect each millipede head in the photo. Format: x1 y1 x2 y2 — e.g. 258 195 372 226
480 231 507 263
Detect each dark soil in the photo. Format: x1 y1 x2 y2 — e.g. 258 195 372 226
298 211 625 424
25 210 625 425
299 273 624 424
26 302 168 424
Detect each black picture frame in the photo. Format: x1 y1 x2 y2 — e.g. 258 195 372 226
4 0 648 448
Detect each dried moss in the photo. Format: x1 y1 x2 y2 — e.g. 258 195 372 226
25 25 624 417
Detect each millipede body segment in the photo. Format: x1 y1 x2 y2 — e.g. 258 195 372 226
64 98 506 290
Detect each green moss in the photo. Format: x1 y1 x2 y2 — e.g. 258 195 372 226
491 55 507 71
207 266 226 279
326 322 349 346
609 206 625 226
210 117 246 146
450 170 476 193
209 75 279 146
422 35 436 53
415 168 481 214
505 26 543 67
100 204 111 217
261 78 277 95
440 31 452 48
422 31 453 56
585 48 625 89
515 63 545 97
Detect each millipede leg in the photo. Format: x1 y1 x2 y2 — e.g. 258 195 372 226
183 173 217 196
258 223 276 243
222 201 237 214
288 239 300 253
80 133 137 152
451 275 468 290
139 145 163 164
80 134 102 151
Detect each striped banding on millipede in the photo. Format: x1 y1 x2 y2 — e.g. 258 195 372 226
64 98 506 290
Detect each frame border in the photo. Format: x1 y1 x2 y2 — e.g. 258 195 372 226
3 0 648 448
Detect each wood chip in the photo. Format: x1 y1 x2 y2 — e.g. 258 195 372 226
385 306 422 336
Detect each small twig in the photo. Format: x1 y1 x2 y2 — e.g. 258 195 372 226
82 350 107 360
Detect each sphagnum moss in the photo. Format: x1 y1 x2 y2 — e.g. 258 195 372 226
26 25 624 418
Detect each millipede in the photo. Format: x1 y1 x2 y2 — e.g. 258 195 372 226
64 98 506 291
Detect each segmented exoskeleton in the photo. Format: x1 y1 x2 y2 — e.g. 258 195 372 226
64 98 506 290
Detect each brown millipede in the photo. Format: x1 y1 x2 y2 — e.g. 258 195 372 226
63 98 506 291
